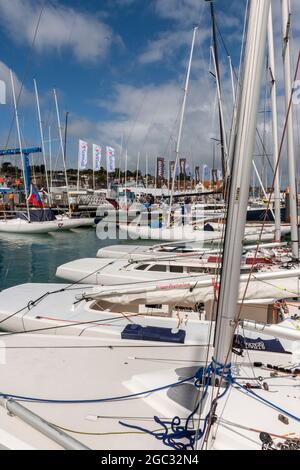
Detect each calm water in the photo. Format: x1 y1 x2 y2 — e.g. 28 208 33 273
0 228 122 290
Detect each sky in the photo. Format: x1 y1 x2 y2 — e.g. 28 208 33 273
0 0 299 182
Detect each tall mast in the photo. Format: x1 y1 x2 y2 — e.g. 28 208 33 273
167 26 198 226
53 89 71 214
10 70 30 219
268 5 281 242
33 79 51 205
48 125 53 193
211 45 228 175
213 0 271 369
136 152 140 189
64 112 69 169
282 0 298 259
207 0 226 182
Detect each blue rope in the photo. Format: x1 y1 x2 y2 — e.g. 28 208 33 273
120 358 232 450
0 375 195 404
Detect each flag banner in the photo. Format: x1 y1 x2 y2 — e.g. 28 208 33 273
211 168 218 184
185 164 191 177
195 166 200 182
106 146 116 173
27 184 43 208
179 158 186 175
78 140 88 170
169 161 175 179
202 164 210 181
0 80 6 105
217 169 223 180
157 157 165 179
93 144 102 171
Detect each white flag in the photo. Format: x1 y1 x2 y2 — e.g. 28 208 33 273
93 144 102 171
106 146 115 173
78 140 88 170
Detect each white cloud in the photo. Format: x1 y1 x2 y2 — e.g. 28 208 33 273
138 28 210 65
0 61 33 107
0 0 115 63
66 69 223 174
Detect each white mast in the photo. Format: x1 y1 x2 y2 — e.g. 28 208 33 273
167 26 198 226
213 0 271 369
33 79 51 205
282 0 298 258
136 151 140 189
10 70 30 219
211 46 229 169
53 89 71 213
124 149 128 204
118 135 123 185
48 126 53 193
145 153 148 190
268 5 281 242
228 55 236 106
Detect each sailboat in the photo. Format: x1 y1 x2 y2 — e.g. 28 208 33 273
0 0 299 451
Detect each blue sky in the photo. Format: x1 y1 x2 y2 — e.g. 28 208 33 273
0 0 298 182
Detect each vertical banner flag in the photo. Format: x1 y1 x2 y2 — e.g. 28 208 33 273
202 164 210 182
169 161 175 179
78 140 88 170
157 157 165 179
93 144 102 171
185 164 191 177
179 158 186 175
106 146 116 173
217 169 222 180
195 166 200 183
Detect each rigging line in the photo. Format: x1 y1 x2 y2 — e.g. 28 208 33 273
0 343 206 350
49 423 165 437
251 276 300 296
219 417 300 441
0 312 144 338
233 50 300 328
0 260 115 326
205 51 300 439
2 3 45 159
216 12 274 175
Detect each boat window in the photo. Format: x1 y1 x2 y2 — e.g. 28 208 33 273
136 264 150 271
148 264 167 272
170 265 184 273
145 304 163 309
188 267 203 274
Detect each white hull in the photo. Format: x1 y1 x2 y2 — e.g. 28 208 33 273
118 222 291 243
0 217 94 234
119 223 223 242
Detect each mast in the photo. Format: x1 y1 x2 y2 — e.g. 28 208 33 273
211 45 228 175
228 55 236 106
136 151 140 189
207 0 226 182
53 89 71 214
281 0 298 258
213 0 271 369
48 125 53 193
145 154 148 190
268 5 281 242
33 79 51 205
167 26 198 226
10 70 30 219
64 112 69 169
